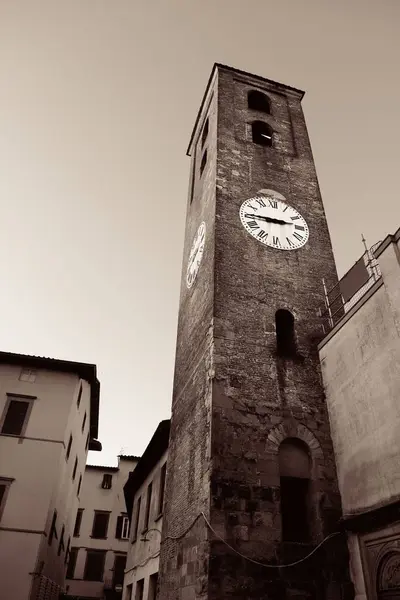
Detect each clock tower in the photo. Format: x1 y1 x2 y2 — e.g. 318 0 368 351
159 64 352 600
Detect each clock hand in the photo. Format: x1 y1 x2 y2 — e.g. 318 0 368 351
244 213 293 226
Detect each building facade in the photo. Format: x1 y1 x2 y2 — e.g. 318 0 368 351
319 227 400 600
123 421 169 600
158 63 353 600
0 352 101 600
65 455 139 600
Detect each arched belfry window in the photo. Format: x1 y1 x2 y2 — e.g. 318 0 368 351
248 90 270 114
252 121 273 147
275 309 296 356
279 438 311 542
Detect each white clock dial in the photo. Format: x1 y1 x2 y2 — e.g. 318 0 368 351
186 222 206 289
239 191 309 250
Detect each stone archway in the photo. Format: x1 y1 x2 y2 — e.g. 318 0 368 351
377 552 400 600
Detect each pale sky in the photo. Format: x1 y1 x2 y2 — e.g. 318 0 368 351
0 1 399 466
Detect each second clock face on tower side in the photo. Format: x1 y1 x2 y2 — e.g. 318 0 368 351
186 222 206 289
239 190 309 250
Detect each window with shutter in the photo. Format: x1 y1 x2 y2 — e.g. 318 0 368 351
1 399 30 435
101 473 112 489
112 554 127 587
116 515 130 539
92 511 110 538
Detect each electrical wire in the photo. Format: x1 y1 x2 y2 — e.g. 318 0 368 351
144 511 342 569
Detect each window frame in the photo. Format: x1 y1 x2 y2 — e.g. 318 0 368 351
201 117 209 148
72 457 78 481
0 477 14 521
82 411 87 433
135 578 145 600
66 434 73 460
73 508 84 537
251 120 273 147
66 546 79 579
143 482 153 532
91 510 111 539
76 383 83 408
157 462 167 517
48 510 58 546
83 549 107 582
101 473 113 489
132 496 141 542
0 394 36 437
19 368 37 383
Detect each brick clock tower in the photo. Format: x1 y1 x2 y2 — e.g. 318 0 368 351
159 64 353 600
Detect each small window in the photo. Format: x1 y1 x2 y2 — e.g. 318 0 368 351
48 510 58 545
248 90 270 114
82 411 87 433
101 473 112 489
251 121 273 147
0 478 13 521
77 474 82 497
126 584 133 600
133 496 141 541
148 573 158 600
19 368 36 383
135 578 144 600
157 463 167 516
84 549 106 581
66 547 78 579
64 536 71 565
143 482 152 531
201 118 209 148
66 435 73 460
74 508 84 537
77 384 82 408
116 515 130 539
58 524 65 555
92 511 110 539
275 309 296 356
200 150 207 176
72 458 78 481
113 554 127 587
1 398 31 436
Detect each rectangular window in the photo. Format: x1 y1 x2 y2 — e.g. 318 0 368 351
58 524 65 555
84 549 106 581
0 398 31 436
73 508 83 537
48 510 58 545
113 554 127 587
158 463 167 516
135 579 144 600
72 457 78 481
101 473 112 489
126 584 133 600
77 383 82 408
116 515 130 539
133 497 141 541
148 572 158 600
143 482 152 531
66 434 73 460
64 536 71 565
66 547 78 579
19 368 36 382
82 411 87 433
92 511 110 539
77 474 82 497
0 478 13 521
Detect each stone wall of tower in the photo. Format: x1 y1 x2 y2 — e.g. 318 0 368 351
159 65 353 600
210 68 351 600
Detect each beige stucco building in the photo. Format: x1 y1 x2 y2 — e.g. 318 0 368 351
319 227 400 600
122 421 169 600
65 454 139 600
0 351 101 600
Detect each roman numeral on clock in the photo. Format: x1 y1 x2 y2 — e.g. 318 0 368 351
295 225 305 231
286 237 295 248
247 220 259 230
255 198 266 208
291 215 301 221
272 236 281 248
269 199 278 209
293 231 303 242
257 230 268 240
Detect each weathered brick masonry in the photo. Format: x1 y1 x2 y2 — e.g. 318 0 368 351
159 64 353 600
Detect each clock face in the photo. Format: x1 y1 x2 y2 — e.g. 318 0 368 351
186 222 206 289
239 190 309 250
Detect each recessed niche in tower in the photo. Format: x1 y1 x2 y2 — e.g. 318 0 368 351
248 90 271 114
275 309 296 356
252 121 273 147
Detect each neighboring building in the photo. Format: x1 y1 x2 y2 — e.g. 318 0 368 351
122 421 169 600
65 455 139 600
319 227 400 600
158 63 352 600
0 351 101 600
